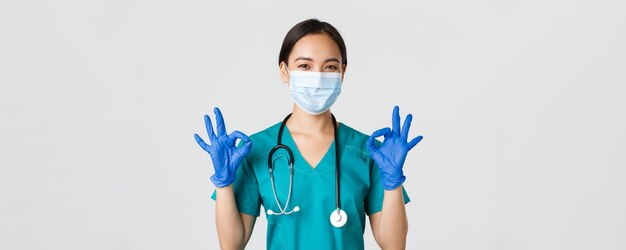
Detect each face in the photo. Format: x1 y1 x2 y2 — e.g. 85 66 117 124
280 33 347 84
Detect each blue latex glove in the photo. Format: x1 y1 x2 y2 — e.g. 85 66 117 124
367 105 423 190
194 107 252 188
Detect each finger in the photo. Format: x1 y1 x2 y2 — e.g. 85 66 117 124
401 114 413 140
232 139 252 173
214 107 227 137
408 135 423 150
228 130 251 146
366 136 378 153
204 115 217 142
382 128 393 140
371 127 392 139
240 139 252 154
367 127 391 153
230 130 252 156
392 105 400 135
194 133 211 150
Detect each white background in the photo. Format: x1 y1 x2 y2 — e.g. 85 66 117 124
1 0 625 249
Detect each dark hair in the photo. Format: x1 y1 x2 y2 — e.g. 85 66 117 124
278 19 347 66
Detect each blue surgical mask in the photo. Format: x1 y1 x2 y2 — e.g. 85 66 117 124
286 67 343 115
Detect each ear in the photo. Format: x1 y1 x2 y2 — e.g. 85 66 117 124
279 61 289 84
341 64 347 81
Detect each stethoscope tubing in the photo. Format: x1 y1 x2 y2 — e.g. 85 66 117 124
267 113 341 215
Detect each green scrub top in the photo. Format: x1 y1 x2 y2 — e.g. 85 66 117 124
211 120 410 250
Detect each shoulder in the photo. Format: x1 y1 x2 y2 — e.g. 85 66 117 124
339 122 370 142
338 121 379 157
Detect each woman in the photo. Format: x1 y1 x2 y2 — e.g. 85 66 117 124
194 19 423 250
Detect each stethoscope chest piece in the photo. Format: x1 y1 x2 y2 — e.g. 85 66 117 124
329 208 348 228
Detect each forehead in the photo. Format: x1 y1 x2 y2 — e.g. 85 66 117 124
289 33 342 61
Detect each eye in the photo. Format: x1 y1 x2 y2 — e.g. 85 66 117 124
324 65 339 71
298 64 310 70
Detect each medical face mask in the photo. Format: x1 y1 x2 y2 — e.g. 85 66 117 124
286 67 343 115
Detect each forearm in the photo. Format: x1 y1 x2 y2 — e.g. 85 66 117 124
215 185 245 250
377 185 408 250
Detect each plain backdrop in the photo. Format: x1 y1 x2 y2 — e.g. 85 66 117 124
1 0 625 249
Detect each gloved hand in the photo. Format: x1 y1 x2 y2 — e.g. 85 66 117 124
194 107 252 188
367 105 423 190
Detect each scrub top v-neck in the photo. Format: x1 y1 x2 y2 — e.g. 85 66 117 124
211 120 410 250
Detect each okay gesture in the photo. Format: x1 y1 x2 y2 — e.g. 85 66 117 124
367 106 423 190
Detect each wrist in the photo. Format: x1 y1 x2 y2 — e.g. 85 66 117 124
215 183 234 192
383 184 404 193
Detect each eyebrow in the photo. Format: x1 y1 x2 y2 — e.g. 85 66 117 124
294 57 341 63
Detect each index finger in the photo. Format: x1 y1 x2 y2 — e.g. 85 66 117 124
367 127 391 153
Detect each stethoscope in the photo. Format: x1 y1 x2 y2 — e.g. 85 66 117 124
266 112 348 228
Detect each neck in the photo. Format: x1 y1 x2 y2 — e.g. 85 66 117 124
286 104 337 135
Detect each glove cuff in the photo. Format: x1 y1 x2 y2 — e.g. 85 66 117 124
210 174 234 188
381 170 406 190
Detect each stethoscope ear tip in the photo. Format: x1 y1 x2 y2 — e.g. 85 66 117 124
293 206 300 212
267 209 275 215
